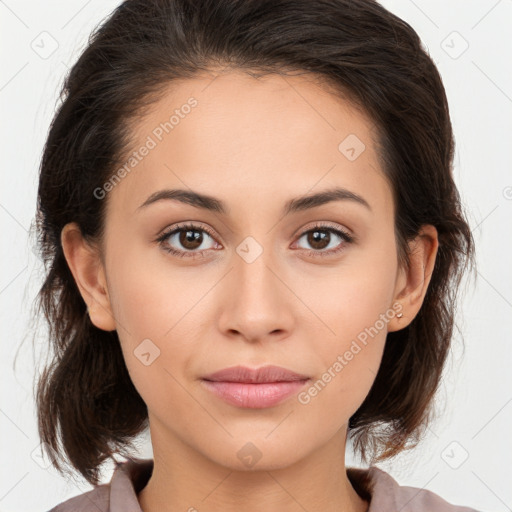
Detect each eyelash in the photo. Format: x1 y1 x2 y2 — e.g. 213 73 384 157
156 222 354 259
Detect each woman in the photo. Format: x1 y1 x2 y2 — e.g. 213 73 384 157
35 0 479 510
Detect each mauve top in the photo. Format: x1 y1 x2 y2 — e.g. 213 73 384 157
47 457 481 511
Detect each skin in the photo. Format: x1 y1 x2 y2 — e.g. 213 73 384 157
61 70 438 512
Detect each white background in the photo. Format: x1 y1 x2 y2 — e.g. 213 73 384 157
1 1 511 511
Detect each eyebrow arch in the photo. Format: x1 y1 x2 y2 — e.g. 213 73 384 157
283 187 371 215
136 186 372 215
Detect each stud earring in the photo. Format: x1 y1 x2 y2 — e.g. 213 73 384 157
396 312 403 318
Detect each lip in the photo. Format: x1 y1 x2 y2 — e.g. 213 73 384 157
201 365 310 409
202 364 309 383
201 380 309 408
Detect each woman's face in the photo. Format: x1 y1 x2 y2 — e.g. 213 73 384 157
82 71 417 469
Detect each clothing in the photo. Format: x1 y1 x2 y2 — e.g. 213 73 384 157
47 457 481 511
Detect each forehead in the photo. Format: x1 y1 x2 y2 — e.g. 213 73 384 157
106 70 393 221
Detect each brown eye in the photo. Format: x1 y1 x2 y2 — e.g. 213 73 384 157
157 223 219 258
177 228 204 250
295 225 354 257
305 229 331 250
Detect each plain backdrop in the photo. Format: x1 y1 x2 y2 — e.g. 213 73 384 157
1 1 511 511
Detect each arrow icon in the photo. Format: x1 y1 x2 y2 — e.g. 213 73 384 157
134 339 161 365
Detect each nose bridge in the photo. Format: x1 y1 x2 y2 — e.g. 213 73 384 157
233 233 281 297
218 232 293 337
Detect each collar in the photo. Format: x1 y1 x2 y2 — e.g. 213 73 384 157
108 457 394 511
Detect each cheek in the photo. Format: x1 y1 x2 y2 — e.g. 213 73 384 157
297 291 389 435
297 245 397 421
306 245 397 346
107 262 196 419
104 248 214 401
107 245 208 340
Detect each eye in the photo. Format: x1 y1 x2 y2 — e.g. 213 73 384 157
156 223 220 259
156 221 354 260
294 223 354 257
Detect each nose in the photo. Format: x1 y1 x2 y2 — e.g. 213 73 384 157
216 238 295 343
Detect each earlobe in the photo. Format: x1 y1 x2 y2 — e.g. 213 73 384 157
388 224 439 332
60 222 117 332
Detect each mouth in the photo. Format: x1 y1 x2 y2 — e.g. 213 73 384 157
202 364 310 383
201 365 310 408
200 379 310 408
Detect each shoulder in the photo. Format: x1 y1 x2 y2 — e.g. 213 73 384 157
348 465 482 512
46 484 110 512
46 457 153 512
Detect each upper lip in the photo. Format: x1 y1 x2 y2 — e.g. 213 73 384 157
202 365 310 383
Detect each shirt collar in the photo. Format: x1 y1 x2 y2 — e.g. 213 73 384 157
108 457 394 511
109 457 153 511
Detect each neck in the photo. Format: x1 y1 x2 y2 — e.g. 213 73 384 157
137 420 369 512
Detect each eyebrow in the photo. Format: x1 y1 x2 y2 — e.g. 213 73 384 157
136 186 372 215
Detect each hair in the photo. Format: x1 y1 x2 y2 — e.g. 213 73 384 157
33 0 476 486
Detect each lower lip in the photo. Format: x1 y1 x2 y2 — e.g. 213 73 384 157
201 379 309 408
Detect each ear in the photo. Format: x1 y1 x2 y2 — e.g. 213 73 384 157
387 224 439 332
60 222 116 331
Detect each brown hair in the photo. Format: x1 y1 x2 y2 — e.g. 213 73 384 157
33 0 476 486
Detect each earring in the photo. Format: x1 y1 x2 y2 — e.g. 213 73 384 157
396 312 403 318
